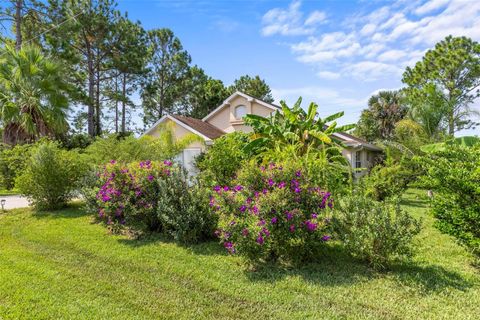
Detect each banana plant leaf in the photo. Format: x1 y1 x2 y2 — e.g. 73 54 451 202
420 136 480 153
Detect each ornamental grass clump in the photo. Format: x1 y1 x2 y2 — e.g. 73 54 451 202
211 162 334 263
94 160 173 232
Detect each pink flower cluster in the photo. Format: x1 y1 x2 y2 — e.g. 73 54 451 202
211 163 333 259
95 160 173 227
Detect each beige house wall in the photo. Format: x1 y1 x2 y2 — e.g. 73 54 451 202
205 96 275 134
147 118 206 151
345 148 379 178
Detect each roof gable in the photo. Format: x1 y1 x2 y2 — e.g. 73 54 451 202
141 114 224 141
202 91 280 122
171 115 225 139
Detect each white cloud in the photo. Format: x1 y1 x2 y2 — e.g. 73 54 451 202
377 49 407 62
305 11 327 26
317 71 341 80
261 1 326 36
415 0 450 15
346 61 403 81
266 0 480 81
292 32 360 63
360 23 376 36
366 6 391 24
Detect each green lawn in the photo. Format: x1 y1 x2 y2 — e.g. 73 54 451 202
0 189 19 196
0 190 479 319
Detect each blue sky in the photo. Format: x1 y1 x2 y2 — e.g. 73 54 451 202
120 0 480 135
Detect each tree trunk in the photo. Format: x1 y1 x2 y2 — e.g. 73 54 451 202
87 53 95 137
121 73 127 133
448 112 454 136
447 93 455 136
95 63 101 136
15 0 23 51
114 76 118 133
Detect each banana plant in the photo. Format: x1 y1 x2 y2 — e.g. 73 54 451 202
243 97 355 157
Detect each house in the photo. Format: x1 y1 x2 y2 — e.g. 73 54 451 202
142 91 382 176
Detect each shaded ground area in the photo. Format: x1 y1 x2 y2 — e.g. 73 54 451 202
0 190 479 319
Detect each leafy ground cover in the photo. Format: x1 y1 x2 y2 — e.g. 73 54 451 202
0 190 479 319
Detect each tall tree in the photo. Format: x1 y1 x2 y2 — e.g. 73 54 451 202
228 74 274 103
0 45 70 144
355 90 407 142
141 28 191 126
0 0 44 50
183 66 228 119
108 16 147 133
44 0 122 137
402 36 480 136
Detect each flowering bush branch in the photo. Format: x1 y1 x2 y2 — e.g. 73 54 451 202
211 162 333 263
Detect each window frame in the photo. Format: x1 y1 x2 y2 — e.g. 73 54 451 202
234 105 247 120
355 150 362 169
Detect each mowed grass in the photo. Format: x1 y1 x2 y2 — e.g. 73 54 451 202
0 190 479 320
0 189 19 196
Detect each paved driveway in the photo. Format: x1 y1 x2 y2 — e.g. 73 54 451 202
0 195 30 210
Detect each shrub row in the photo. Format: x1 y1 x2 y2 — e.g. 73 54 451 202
211 161 421 269
3 136 423 270
85 160 217 243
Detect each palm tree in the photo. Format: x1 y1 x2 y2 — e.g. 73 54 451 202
367 90 407 140
0 45 70 145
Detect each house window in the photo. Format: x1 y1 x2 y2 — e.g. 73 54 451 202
355 151 362 168
175 148 202 176
234 105 247 119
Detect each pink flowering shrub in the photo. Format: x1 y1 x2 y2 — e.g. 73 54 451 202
211 162 333 263
94 160 173 232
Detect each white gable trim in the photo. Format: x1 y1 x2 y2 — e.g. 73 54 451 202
332 132 353 141
332 132 382 151
141 114 212 141
202 91 280 122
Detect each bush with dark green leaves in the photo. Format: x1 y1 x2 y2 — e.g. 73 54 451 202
0 143 33 190
157 169 218 243
418 144 480 256
364 162 413 201
333 189 421 270
15 141 89 210
196 132 250 186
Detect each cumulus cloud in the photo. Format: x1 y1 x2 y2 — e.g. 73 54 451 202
305 11 328 26
266 0 480 81
292 32 360 63
261 0 327 36
346 61 403 81
415 0 450 15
